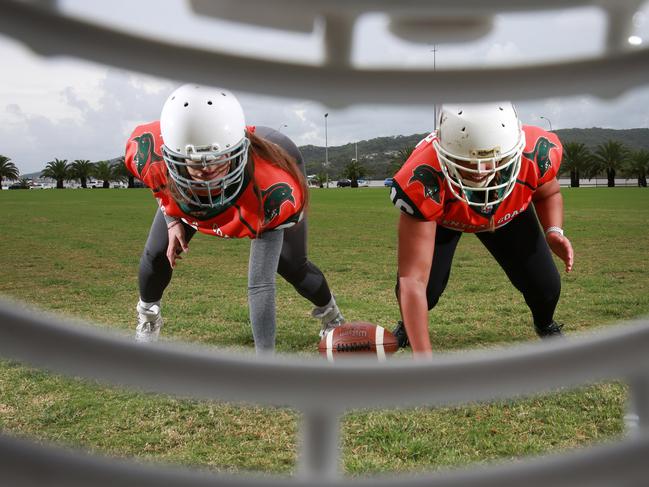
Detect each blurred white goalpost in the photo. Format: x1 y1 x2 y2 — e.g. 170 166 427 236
1 0 649 485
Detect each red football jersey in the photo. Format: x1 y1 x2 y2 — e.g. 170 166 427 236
124 122 304 238
391 125 562 232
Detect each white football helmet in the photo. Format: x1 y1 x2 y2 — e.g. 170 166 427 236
434 102 525 208
160 84 250 208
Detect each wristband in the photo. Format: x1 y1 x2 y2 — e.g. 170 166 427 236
544 226 564 237
167 220 181 230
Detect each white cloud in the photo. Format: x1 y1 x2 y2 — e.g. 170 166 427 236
2 5 649 175
294 108 308 123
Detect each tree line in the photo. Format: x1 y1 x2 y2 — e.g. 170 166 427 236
302 127 649 185
382 139 648 188
2 137 647 190
0 156 138 189
561 140 648 187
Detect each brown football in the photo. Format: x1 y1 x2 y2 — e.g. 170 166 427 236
318 321 398 361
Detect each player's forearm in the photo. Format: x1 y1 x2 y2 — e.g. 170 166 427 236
398 277 433 357
533 191 564 232
532 179 564 233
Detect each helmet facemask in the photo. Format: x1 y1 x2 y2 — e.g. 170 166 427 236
435 136 524 208
162 137 250 208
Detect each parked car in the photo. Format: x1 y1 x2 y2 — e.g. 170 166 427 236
29 182 52 189
8 183 28 190
384 178 394 187
337 179 351 187
357 179 369 187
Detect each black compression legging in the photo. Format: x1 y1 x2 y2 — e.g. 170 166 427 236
138 126 332 308
396 206 561 329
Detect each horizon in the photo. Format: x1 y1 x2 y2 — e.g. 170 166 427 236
10 125 649 180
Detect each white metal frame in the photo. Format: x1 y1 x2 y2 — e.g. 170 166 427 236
1 0 649 484
1 301 649 485
0 0 648 106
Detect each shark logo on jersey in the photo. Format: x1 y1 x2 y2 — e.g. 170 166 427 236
408 164 443 203
523 137 556 178
132 132 162 174
262 182 296 224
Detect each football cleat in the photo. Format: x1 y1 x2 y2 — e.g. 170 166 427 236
624 412 640 435
392 320 410 348
312 296 345 338
135 302 163 343
535 320 564 339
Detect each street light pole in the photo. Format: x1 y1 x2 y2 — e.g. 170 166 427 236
433 44 437 130
324 113 329 189
432 44 438 130
540 116 553 131
277 123 287 132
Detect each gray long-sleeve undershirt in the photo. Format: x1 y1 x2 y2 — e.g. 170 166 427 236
248 228 284 354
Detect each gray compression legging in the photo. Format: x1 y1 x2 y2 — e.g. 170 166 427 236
138 126 333 352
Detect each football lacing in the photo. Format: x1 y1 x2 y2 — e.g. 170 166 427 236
336 341 371 352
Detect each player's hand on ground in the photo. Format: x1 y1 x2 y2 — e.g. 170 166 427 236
166 221 189 268
547 232 573 273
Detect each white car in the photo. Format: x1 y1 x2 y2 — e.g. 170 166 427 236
357 179 369 187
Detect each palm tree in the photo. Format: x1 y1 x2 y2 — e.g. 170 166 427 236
389 145 416 176
591 140 629 187
342 159 367 188
70 159 93 188
92 160 115 188
41 159 70 189
310 172 327 189
561 142 591 188
624 149 649 188
111 156 134 187
16 177 30 189
0 155 20 187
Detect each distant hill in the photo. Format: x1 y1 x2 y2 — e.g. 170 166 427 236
299 127 649 180
22 170 43 179
300 133 428 180
554 128 649 151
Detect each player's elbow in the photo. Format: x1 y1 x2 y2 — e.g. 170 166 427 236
398 275 428 297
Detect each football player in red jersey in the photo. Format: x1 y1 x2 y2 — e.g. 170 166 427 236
124 84 344 352
390 102 574 357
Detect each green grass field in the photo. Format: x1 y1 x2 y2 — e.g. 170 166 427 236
0 187 648 475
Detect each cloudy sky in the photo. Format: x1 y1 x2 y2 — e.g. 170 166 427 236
2 0 649 174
